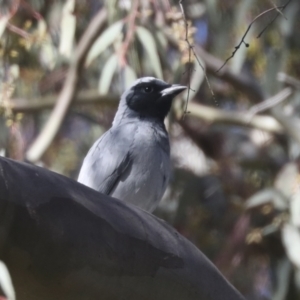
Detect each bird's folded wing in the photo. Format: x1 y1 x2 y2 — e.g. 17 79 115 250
78 128 133 195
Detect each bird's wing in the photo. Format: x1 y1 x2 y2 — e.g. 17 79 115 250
78 126 134 195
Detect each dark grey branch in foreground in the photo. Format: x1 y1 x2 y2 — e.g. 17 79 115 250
0 157 245 300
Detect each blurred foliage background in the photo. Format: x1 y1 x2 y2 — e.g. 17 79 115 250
1 0 300 299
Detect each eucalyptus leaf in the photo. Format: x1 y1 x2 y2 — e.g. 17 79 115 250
294 269 300 295
40 37 57 70
136 26 163 79
291 190 300 227
86 20 123 67
0 261 15 300
123 65 137 89
98 53 118 95
282 223 300 269
107 0 118 23
155 31 168 50
272 258 291 300
0 15 8 39
275 162 299 199
59 0 76 59
245 188 288 210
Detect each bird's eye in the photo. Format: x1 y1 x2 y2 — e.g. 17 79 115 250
143 86 153 93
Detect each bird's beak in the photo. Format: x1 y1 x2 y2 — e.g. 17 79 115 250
160 85 187 97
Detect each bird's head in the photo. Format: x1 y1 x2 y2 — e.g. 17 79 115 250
119 77 186 122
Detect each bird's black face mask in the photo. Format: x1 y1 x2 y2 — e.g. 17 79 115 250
126 80 186 122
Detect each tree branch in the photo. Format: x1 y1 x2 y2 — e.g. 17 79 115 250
6 89 284 134
248 87 292 117
180 101 283 134
25 8 107 163
277 73 300 90
5 90 119 113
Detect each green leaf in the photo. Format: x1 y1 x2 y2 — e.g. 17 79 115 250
155 31 168 50
136 26 163 79
98 53 118 95
123 65 137 89
86 20 123 67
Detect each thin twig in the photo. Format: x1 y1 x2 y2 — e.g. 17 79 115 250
118 0 139 67
257 0 291 38
0 0 19 18
179 0 192 117
163 30 265 102
217 0 292 73
191 47 216 105
25 9 107 163
178 1 216 118
196 46 264 103
268 0 287 20
6 23 30 39
20 0 42 20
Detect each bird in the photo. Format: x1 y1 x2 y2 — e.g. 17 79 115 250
78 77 186 212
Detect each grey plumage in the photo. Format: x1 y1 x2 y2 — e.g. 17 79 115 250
78 77 186 212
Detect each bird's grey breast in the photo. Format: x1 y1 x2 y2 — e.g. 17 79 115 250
112 120 171 211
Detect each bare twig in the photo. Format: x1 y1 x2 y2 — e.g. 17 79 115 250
268 0 287 20
217 0 292 72
163 29 264 103
25 9 107 163
6 23 30 38
118 0 139 67
257 0 291 38
178 1 215 117
178 0 192 117
191 47 216 105
0 0 19 18
196 47 264 103
20 0 42 20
